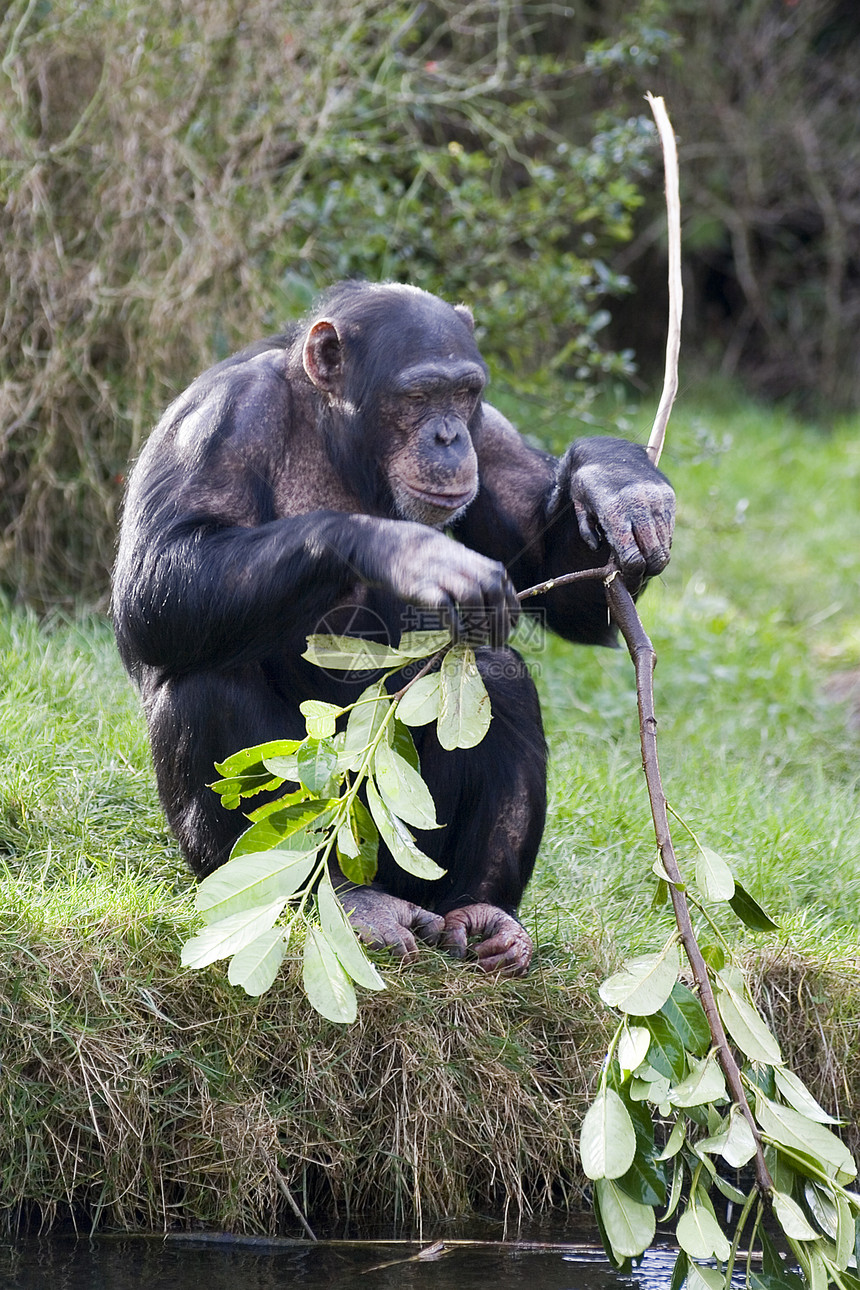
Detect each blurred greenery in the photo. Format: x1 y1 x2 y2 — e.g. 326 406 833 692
0 0 666 606
525 386 860 959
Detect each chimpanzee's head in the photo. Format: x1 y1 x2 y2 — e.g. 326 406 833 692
300 282 487 526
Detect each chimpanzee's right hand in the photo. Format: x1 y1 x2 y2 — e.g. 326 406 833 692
355 517 519 648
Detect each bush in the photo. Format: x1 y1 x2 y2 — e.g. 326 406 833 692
0 0 662 608
612 0 860 412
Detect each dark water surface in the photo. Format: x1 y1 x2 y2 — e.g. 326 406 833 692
0 1233 681 1290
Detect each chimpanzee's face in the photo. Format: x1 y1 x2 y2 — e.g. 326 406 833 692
380 357 485 526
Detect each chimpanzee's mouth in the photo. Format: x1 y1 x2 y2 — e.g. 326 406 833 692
406 484 476 512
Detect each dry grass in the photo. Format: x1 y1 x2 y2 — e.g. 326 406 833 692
0 0 332 606
749 945 860 1161
3 905 860 1236
0 912 611 1235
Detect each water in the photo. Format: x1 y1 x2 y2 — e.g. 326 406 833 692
0 1233 681 1290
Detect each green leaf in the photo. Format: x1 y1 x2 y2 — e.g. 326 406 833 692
729 880 778 932
760 1222 791 1281
616 1151 666 1208
210 739 302 807
343 681 389 768
652 854 675 884
226 928 286 995
579 1088 637 1181
624 1089 658 1153
836 1193 855 1270
750 1274 806 1290
661 1155 685 1221
262 752 299 780
396 630 453 658
302 925 357 1023
687 1265 727 1290
701 944 726 972
196 848 317 923
715 967 783 1065
698 1106 758 1168
317 881 385 992
336 798 379 885
766 1143 798 1194
181 898 287 969
676 1201 732 1261
594 1178 656 1260
303 634 406 671
772 1191 819 1242
640 1011 687 1082
670 1053 727 1108
437 645 492 750
696 846 735 902
230 801 331 860
755 1093 856 1182
630 1072 671 1106
373 739 440 830
297 737 339 793
657 1119 686 1162
396 672 443 727
712 1174 748 1206
391 719 420 770
300 700 342 738
599 949 679 1016
365 779 446 880
214 739 301 779
669 1251 689 1290
618 1024 651 1073
774 1067 840 1125
661 981 711 1058
246 787 306 822
804 1180 839 1239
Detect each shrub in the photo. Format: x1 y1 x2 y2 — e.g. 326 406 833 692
0 0 662 607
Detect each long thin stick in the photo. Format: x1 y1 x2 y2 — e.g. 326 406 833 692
604 572 773 1193
644 93 683 468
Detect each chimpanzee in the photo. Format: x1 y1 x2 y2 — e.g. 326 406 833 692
112 281 674 976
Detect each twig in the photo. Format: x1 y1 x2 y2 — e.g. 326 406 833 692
644 93 683 468
516 563 616 603
603 569 772 1194
274 1171 318 1241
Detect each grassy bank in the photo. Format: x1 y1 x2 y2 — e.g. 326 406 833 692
1 387 859 1234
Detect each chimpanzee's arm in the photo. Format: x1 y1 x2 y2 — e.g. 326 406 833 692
112 365 518 675
453 403 675 646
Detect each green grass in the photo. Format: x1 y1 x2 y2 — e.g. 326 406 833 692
1 384 859 1233
523 387 860 957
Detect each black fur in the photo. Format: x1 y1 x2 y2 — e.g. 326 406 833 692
113 282 673 940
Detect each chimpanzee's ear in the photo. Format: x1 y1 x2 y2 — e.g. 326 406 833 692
303 320 343 395
454 304 475 333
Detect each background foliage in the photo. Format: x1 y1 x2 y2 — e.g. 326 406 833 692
0 0 659 607
2 0 858 609
647 0 860 411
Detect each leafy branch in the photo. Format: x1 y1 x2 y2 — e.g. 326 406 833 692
563 95 860 1290
563 562 860 1290
179 630 493 1022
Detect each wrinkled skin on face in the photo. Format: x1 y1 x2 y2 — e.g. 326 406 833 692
381 361 485 526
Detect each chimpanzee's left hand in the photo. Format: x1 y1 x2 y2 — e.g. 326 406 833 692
561 437 675 581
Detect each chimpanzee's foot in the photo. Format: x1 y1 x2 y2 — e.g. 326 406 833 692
338 886 445 962
442 903 533 977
